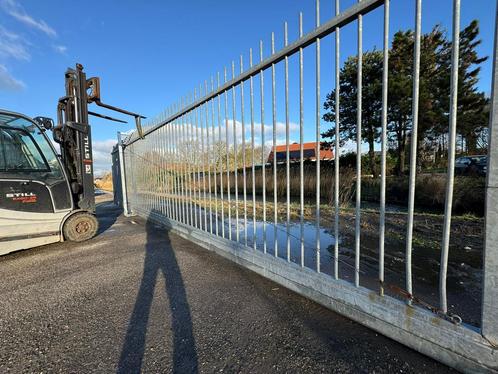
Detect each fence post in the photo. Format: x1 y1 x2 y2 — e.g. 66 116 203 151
118 132 131 217
482 1 498 346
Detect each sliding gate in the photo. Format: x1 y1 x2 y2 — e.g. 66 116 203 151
118 0 498 371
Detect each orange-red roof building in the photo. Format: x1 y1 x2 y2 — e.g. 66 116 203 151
267 142 334 163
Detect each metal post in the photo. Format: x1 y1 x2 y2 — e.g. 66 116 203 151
118 132 131 216
334 0 341 280
232 62 239 242
482 0 498 346
205 81 213 234
440 0 461 313
250 48 257 250
272 32 278 258
241 56 248 246
316 0 321 272
354 0 363 287
285 21 291 262
211 77 219 236
379 0 389 296
406 0 422 301
260 41 267 254
299 12 305 268
225 68 232 240
218 72 226 239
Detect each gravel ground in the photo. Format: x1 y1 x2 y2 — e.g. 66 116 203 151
0 199 454 373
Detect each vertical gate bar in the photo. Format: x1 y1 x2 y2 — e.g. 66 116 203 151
440 0 461 313
173 114 179 221
181 109 187 225
156 127 160 213
482 0 498 345
144 138 148 214
202 90 208 231
156 127 160 216
141 139 145 213
206 81 213 234
163 121 169 219
334 0 341 279
406 0 422 300
166 122 172 219
190 95 200 229
250 48 257 250
260 40 267 254
141 142 144 213
151 132 155 213
185 103 190 223
355 0 363 287
232 61 239 243
167 117 172 219
148 137 151 214
198 98 205 230
172 110 178 221
171 112 175 219
171 117 178 221
186 94 195 227
225 68 232 240
379 0 389 295
151 131 155 213
178 108 182 221
144 138 147 213
156 122 164 216
157 128 162 216
164 123 169 218
181 103 187 224
190 96 198 227
299 12 305 267
154 132 157 213
285 21 291 262
316 0 321 272
240 55 248 246
218 72 226 239
197 93 203 229
212 77 219 236
272 31 278 258
179 108 186 224
147 131 150 212
184 105 190 225
156 130 160 214
173 106 183 222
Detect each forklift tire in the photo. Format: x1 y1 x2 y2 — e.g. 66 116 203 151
63 212 99 242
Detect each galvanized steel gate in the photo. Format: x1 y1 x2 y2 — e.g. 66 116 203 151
117 0 498 371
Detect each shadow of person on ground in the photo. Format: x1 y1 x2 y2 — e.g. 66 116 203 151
117 210 198 373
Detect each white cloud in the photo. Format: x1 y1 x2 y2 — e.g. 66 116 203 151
0 25 30 61
92 139 117 174
53 45 67 54
0 64 25 91
152 119 300 147
0 0 56 37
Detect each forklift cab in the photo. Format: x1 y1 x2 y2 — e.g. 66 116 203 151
1 64 144 256
0 110 73 255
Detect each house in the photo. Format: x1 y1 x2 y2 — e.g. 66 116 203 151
267 142 334 163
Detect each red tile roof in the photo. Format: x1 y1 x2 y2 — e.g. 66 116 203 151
267 142 334 162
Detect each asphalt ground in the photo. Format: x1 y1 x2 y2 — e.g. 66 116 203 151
0 198 454 373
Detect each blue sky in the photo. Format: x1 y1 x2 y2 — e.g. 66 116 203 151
0 0 496 174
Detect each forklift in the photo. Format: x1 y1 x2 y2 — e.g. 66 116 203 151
0 63 144 255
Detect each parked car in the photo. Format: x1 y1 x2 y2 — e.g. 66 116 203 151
455 155 487 176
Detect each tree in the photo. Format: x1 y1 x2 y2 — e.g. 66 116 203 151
322 50 383 176
454 20 489 154
387 26 450 175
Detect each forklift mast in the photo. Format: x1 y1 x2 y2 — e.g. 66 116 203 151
54 63 144 213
